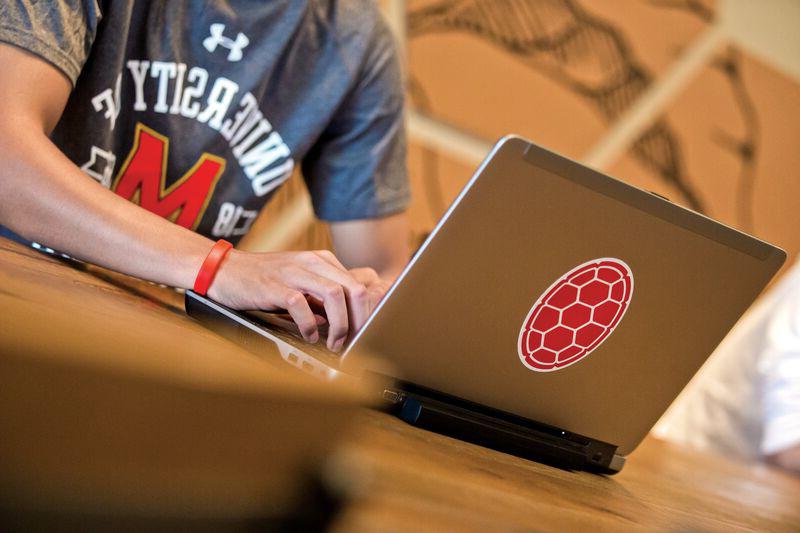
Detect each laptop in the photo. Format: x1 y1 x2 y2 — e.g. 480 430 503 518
186 135 786 474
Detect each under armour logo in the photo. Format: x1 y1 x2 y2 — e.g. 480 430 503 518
203 23 249 62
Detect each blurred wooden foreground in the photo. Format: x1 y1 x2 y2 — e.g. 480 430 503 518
0 238 798 531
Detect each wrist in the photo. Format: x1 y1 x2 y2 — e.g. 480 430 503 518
193 239 234 296
206 247 249 303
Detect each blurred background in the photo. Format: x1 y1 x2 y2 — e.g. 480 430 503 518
239 0 799 281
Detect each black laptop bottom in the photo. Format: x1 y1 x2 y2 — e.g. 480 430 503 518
378 379 624 475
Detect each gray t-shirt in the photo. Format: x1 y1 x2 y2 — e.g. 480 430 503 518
0 0 409 243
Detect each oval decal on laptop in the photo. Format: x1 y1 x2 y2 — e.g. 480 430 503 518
518 258 633 372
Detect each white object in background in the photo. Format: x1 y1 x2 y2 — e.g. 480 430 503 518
653 260 800 461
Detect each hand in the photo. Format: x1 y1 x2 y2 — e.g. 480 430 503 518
208 249 388 352
348 266 393 314
304 266 391 339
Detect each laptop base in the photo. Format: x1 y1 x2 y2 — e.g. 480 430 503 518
380 380 624 475
184 290 625 474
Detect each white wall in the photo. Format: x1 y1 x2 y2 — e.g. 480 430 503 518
721 0 800 82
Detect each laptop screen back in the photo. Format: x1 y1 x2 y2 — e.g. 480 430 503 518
349 137 784 455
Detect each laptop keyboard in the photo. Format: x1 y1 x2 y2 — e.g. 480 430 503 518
244 310 342 363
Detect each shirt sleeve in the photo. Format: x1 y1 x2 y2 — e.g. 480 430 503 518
0 0 101 85
301 16 410 222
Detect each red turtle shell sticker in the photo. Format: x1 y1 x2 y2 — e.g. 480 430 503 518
518 258 633 372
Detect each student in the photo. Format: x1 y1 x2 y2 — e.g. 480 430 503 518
0 1 411 352
654 260 800 476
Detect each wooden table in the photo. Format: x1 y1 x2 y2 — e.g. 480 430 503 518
335 412 800 531
2 238 798 531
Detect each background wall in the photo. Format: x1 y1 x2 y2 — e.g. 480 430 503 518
240 0 800 277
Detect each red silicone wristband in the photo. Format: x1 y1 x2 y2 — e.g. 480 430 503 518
193 239 233 296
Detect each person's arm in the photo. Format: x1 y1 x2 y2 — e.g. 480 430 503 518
330 211 411 281
0 43 371 351
0 44 213 288
301 6 411 290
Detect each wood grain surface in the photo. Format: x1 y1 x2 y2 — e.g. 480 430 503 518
334 411 800 531
2 237 798 531
0 238 365 521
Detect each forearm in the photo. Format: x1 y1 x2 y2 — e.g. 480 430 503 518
0 123 212 289
373 234 411 281
0 43 400 350
330 212 411 281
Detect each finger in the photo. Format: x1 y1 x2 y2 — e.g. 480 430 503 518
367 278 392 312
359 280 388 316
312 249 348 271
286 268 350 351
348 267 380 286
305 294 326 315
350 267 388 314
279 289 319 343
302 255 371 334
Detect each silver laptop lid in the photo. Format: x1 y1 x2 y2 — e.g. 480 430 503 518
346 136 785 455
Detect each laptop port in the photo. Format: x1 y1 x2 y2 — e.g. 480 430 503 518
382 389 404 404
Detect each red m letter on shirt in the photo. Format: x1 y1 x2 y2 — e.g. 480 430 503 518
112 123 226 230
